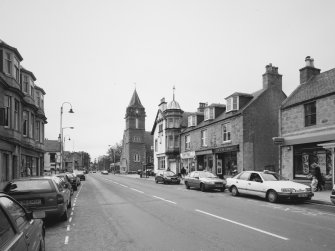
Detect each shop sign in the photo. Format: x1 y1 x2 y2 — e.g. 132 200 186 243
180 151 195 159
214 145 239 153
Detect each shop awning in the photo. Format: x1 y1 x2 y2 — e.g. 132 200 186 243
195 149 213 155
180 151 195 159
282 128 335 146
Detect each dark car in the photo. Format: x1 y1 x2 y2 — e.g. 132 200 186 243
74 170 86 181
66 172 80 190
4 176 71 221
0 193 46 251
184 171 226 192
55 173 74 195
155 170 181 184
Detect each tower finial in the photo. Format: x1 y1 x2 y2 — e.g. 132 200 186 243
173 85 175 101
134 82 136 90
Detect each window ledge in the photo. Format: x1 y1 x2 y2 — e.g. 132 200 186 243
222 140 232 144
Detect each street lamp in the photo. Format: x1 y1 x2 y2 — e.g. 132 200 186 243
60 102 74 172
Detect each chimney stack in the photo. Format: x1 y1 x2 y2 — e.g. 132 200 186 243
197 102 207 113
262 63 282 90
299 56 320 84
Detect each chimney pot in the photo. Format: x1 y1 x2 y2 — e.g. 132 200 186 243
300 56 320 84
305 56 314 67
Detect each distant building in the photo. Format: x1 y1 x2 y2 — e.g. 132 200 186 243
276 57 335 188
0 39 47 189
44 139 61 174
120 89 153 173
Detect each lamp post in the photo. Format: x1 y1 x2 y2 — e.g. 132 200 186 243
60 102 74 173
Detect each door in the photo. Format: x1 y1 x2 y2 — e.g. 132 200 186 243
234 172 250 194
246 173 265 197
169 161 177 174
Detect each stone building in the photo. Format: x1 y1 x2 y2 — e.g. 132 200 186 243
0 40 47 189
180 64 286 177
44 139 61 174
276 57 335 189
120 89 153 173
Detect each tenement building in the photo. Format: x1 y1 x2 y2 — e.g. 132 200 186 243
180 64 286 177
0 40 47 189
120 89 153 173
275 57 335 189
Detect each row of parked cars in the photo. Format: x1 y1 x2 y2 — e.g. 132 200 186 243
0 171 86 251
154 169 319 204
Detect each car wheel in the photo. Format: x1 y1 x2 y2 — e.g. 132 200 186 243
163 180 166 184
74 186 77 191
201 183 206 192
185 181 190 189
67 200 72 209
61 208 68 221
220 186 225 192
231 186 239 196
177 181 180 185
155 179 158 183
267 190 278 203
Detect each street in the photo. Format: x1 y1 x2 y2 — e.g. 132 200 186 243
45 173 335 251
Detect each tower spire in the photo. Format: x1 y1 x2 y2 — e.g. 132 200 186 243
173 85 175 101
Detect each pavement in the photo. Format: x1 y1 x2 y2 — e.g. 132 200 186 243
113 173 334 206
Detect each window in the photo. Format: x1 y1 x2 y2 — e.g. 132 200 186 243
0 206 15 250
174 135 179 148
14 100 19 131
226 96 239 112
50 153 56 162
158 157 165 169
30 86 34 98
1 153 10 181
168 135 174 149
185 135 190 149
30 114 34 138
155 139 158 152
14 57 19 81
222 123 231 142
304 102 316 127
188 115 196 127
133 136 141 142
136 118 139 129
0 197 27 230
134 153 140 162
23 75 28 93
4 52 12 75
204 108 214 121
201 130 207 146
158 123 163 132
4 95 11 128
168 118 174 128
23 111 28 136
36 120 40 141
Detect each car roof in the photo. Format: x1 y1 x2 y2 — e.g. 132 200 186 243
10 176 56 181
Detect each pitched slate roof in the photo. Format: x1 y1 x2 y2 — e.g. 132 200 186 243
128 89 144 108
45 140 61 152
282 68 335 109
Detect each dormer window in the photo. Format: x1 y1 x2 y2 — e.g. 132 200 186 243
204 107 214 121
4 52 12 75
226 96 239 112
188 115 196 127
23 75 29 93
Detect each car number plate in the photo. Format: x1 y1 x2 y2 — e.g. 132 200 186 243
298 194 307 198
215 184 222 187
20 199 42 206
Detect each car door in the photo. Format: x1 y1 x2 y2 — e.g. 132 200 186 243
192 172 201 189
234 172 250 194
0 196 41 251
246 173 265 197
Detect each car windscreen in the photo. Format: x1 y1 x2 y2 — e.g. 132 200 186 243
8 180 53 193
199 172 217 178
260 173 283 181
164 171 175 176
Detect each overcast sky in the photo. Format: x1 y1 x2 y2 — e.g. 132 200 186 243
1 0 335 160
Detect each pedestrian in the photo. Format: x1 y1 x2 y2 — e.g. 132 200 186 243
310 175 318 192
314 166 325 191
181 166 186 179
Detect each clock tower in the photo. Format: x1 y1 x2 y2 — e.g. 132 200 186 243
120 89 148 173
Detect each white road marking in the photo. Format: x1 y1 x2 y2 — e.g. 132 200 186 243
69 217 72 223
195 209 289 241
153 195 177 205
131 188 144 194
73 203 76 207
119 184 128 188
71 212 73 216
67 225 70 231
64 236 69 244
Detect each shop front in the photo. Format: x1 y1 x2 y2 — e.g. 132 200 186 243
214 145 239 178
195 149 214 173
180 151 195 174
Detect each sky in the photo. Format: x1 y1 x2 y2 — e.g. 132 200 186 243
1 0 335 160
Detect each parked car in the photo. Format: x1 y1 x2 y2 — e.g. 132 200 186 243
65 172 79 191
226 170 314 203
146 169 155 176
155 170 181 184
331 184 335 205
0 193 46 251
4 176 72 221
55 173 74 195
101 170 109 175
74 170 86 181
184 171 226 192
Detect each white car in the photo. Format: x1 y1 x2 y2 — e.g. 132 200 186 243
226 170 314 203
101 170 109 175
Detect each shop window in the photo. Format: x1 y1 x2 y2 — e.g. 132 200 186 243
304 102 316 127
158 157 165 169
293 143 332 180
